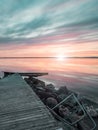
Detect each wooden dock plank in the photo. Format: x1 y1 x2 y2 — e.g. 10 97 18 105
0 74 62 130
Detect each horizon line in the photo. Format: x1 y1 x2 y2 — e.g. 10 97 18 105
0 56 98 59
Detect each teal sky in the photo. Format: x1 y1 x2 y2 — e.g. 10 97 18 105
0 0 98 44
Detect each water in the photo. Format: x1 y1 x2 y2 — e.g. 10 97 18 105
0 58 98 102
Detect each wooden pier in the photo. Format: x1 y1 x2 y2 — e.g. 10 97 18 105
3 72 48 77
0 74 62 130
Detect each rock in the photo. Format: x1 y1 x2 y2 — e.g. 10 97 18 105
86 106 98 117
36 90 55 100
46 84 56 92
46 97 58 108
57 86 69 95
58 105 71 118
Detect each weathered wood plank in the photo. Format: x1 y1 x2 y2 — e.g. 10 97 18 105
0 74 62 130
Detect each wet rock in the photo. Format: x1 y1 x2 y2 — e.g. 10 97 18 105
86 106 98 118
46 97 58 108
36 90 56 100
58 105 71 118
46 84 56 92
57 86 69 95
56 86 71 102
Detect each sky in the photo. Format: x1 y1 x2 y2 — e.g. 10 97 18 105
0 0 98 101
0 0 98 57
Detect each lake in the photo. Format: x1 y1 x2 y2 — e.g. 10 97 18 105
0 58 98 102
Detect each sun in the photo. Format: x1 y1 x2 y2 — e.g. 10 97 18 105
56 54 66 61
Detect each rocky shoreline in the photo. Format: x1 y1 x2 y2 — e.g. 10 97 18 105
24 76 98 130
1 72 98 130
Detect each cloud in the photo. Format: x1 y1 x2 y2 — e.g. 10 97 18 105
0 0 98 44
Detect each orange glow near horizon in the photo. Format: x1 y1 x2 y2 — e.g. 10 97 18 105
0 41 98 57
0 58 98 75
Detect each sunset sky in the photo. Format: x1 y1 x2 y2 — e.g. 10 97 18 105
0 0 98 57
0 0 98 102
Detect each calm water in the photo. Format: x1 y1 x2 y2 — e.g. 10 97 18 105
0 58 98 102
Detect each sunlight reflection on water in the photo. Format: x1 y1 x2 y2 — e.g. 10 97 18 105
0 58 98 101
